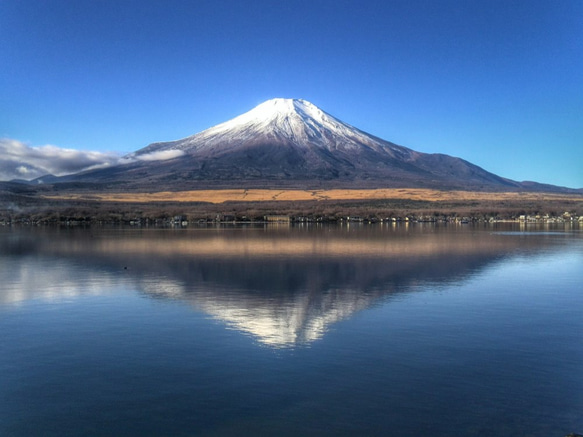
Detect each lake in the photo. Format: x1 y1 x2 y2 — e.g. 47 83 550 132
1 223 582 436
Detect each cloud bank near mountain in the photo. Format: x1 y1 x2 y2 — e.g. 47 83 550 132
0 138 121 181
122 149 185 163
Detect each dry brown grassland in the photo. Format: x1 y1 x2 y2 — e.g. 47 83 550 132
42 188 583 204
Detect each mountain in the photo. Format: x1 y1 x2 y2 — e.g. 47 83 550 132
43 98 539 190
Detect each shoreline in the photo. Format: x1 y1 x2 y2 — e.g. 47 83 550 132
2 187 582 226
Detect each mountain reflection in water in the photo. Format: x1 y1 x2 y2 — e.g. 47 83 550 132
0 224 572 347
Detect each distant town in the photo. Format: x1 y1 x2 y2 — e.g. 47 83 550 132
3 210 582 227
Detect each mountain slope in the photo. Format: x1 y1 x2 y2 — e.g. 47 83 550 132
49 98 524 190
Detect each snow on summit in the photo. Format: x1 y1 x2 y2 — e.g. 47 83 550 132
195 98 340 142
224 98 325 124
137 98 396 156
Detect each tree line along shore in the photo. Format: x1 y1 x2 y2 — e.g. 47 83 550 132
1 195 582 227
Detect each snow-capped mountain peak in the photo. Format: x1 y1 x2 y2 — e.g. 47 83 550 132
200 98 325 137
115 98 518 191
138 98 396 156
221 98 326 126
192 97 346 145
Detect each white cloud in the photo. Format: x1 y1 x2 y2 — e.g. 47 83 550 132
0 138 121 181
123 149 185 163
134 149 185 161
16 165 30 175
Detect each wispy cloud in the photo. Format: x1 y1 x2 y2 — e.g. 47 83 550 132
0 138 120 181
124 149 185 162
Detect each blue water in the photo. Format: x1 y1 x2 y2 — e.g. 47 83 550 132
1 224 582 436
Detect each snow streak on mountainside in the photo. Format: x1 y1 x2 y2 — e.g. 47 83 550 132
50 98 526 190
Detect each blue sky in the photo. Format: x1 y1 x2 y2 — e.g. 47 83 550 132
1 0 582 187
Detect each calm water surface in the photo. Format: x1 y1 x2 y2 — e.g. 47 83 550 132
1 223 582 436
